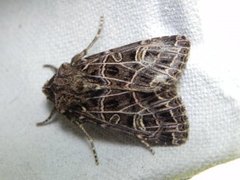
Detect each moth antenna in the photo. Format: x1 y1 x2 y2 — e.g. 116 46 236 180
37 108 56 126
73 120 99 165
43 64 58 73
85 15 104 51
71 16 104 65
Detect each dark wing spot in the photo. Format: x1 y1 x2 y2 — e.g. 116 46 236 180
105 99 119 108
87 99 99 107
126 116 133 128
87 89 106 97
105 66 119 76
136 92 155 99
155 111 173 122
129 51 136 60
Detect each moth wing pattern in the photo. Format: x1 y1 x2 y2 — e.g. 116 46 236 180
40 16 191 164
75 88 188 146
73 35 190 92
68 35 190 145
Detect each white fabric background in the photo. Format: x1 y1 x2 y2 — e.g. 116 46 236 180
1 0 240 179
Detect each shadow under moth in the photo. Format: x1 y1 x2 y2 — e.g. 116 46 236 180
37 16 190 165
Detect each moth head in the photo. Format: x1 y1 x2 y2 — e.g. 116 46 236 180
43 63 76 112
43 63 95 113
43 75 55 102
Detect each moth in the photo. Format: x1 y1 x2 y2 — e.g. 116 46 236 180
37 16 190 165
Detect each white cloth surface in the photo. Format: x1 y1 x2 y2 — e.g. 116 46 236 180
1 0 240 179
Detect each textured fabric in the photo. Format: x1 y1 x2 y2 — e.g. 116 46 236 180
1 0 240 179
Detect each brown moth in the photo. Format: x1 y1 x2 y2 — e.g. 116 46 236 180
37 16 190 165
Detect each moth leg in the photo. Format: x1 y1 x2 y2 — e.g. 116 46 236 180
136 135 155 155
37 108 56 126
71 16 104 64
43 64 58 73
73 120 99 165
